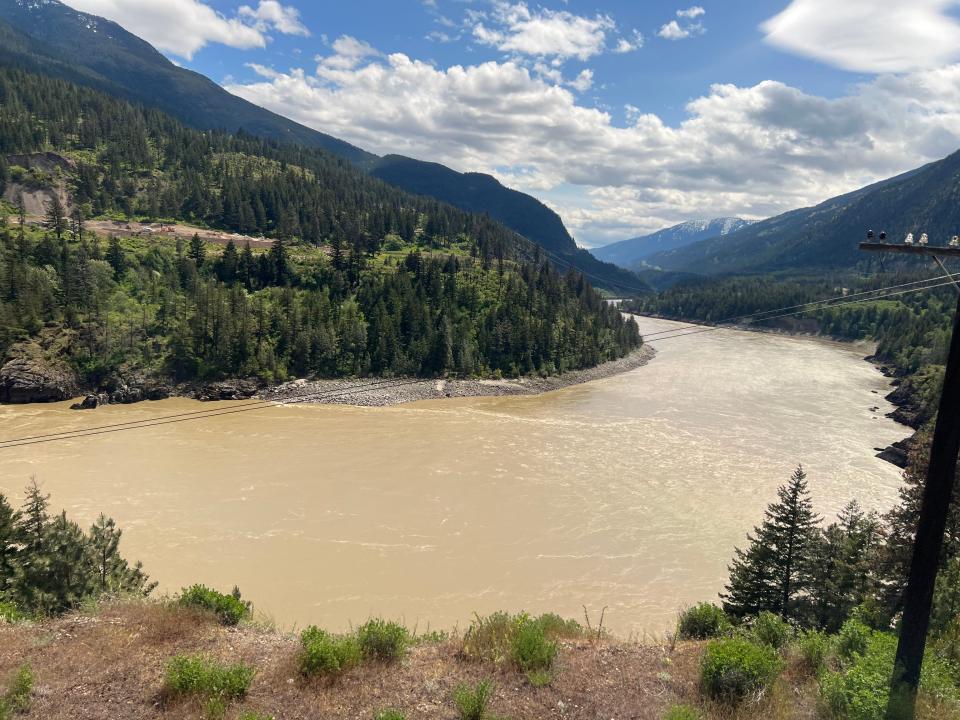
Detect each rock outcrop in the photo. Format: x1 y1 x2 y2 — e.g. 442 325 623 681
0 341 79 403
195 379 261 401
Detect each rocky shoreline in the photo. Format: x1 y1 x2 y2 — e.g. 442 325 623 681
260 344 657 406
0 338 656 410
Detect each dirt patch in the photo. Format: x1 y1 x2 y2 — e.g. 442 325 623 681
83 220 276 249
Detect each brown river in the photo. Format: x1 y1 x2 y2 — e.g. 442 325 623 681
0 317 908 636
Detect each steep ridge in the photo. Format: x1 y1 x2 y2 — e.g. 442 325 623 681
594 218 752 269
0 0 646 292
645 156 952 275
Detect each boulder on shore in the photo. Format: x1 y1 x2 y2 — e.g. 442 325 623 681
70 394 101 410
0 342 79 403
195 379 261 401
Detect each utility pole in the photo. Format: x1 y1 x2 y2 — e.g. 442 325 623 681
860 238 960 720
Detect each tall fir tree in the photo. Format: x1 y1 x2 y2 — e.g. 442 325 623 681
723 465 821 621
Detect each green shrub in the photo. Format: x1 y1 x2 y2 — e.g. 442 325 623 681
0 602 24 623
663 705 702 720
163 654 254 702
374 711 406 720
700 637 782 703
677 603 730 640
0 664 34 718
178 585 250 626
453 679 494 720
462 612 517 664
836 618 872 661
462 611 578 667
820 631 960 720
751 611 791 649
357 619 410 662
511 617 557 673
298 626 361 677
534 612 585 639
797 629 831 675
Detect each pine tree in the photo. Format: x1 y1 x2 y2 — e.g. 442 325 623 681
106 236 125 280
188 233 205 269
0 493 20 597
45 195 67 240
723 465 821 621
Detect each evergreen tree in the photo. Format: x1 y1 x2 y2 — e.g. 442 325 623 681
723 465 821 621
45 195 67 241
0 493 20 598
106 236 125 280
188 233 205 268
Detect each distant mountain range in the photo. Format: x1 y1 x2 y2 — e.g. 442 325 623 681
642 156 956 276
0 0 645 293
593 218 752 270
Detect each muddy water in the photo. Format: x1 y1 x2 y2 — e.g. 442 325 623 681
0 317 907 636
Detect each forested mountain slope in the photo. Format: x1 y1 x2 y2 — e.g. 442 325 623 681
371 155 646 292
0 68 641 399
0 0 645 292
645 156 953 275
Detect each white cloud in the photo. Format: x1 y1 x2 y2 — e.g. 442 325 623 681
226 41 960 244
614 30 644 53
238 1 309 36
471 1 616 61
762 0 960 73
677 6 706 19
67 0 308 59
657 20 691 40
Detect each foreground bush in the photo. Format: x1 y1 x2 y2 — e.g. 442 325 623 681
820 631 960 720
677 603 729 640
0 665 33 719
357 619 410 662
511 617 558 674
797 629 831 675
700 637 782 703
453 679 494 720
374 711 406 720
163 654 254 705
836 618 871 661
0 602 24 623
298 626 361 677
178 585 250 626
663 705 702 720
462 611 580 667
751 611 792 649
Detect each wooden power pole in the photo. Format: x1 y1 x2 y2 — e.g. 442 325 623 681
860 240 960 720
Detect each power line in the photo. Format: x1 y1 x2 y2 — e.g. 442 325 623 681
2 275 953 450
0 377 432 450
639 273 960 340
642 279 960 344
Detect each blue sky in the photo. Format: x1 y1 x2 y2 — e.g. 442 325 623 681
67 1 960 246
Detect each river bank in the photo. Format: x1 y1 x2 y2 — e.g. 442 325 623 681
260 344 656 406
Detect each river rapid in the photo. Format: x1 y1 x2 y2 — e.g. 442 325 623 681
0 317 908 636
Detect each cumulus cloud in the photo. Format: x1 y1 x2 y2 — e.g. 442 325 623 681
762 0 960 73
226 40 960 244
68 0 308 59
658 21 691 40
238 1 309 36
658 7 706 41
471 1 616 61
677 6 706 19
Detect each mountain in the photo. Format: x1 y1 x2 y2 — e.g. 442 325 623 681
0 0 646 292
370 155 648 293
644 156 955 275
0 0 375 165
593 218 752 269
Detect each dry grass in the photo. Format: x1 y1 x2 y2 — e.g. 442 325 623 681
5 601 952 720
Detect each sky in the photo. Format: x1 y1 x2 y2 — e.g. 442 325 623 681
64 0 960 247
